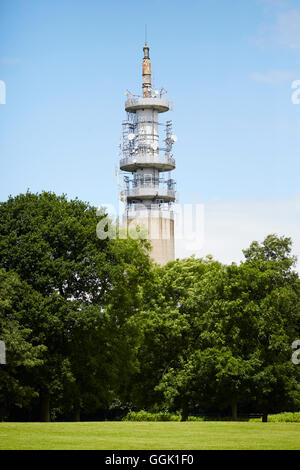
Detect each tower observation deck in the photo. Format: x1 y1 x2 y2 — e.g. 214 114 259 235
120 43 176 265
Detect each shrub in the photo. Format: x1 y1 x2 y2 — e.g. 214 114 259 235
262 412 300 423
123 411 300 423
123 411 181 422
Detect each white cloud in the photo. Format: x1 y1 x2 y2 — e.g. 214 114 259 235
251 69 296 84
175 195 300 270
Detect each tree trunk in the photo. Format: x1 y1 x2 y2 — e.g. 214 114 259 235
74 407 81 422
40 392 50 422
262 412 268 423
231 400 238 421
181 404 189 422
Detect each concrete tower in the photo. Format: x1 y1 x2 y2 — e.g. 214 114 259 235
120 42 176 265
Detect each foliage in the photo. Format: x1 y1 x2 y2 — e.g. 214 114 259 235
1 192 299 422
250 412 300 423
123 410 300 423
123 410 181 421
0 268 46 419
131 236 300 420
0 191 153 420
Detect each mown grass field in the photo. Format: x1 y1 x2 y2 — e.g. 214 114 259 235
0 421 300 450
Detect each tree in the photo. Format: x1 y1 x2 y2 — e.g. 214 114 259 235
0 268 45 420
0 191 153 420
130 256 224 418
241 235 300 421
132 236 300 421
62 235 154 421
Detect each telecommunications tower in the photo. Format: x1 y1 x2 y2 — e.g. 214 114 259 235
119 42 177 265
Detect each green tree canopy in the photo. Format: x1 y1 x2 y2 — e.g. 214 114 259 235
132 236 300 421
0 268 45 419
0 191 153 421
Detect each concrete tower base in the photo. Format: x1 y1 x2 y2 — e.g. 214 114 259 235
127 214 174 266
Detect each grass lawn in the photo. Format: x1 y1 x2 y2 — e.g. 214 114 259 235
0 421 299 450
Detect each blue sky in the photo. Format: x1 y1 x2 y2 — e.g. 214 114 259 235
1 0 300 264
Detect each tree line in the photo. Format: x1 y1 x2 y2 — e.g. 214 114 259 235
0 192 299 422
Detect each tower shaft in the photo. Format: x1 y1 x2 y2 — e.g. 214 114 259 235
120 43 176 265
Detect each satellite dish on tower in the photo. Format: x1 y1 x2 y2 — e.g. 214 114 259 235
171 135 178 142
128 133 135 141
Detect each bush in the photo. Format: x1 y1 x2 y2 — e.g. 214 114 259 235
123 411 181 422
123 410 300 423
249 412 300 423
123 411 210 422
187 416 205 422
